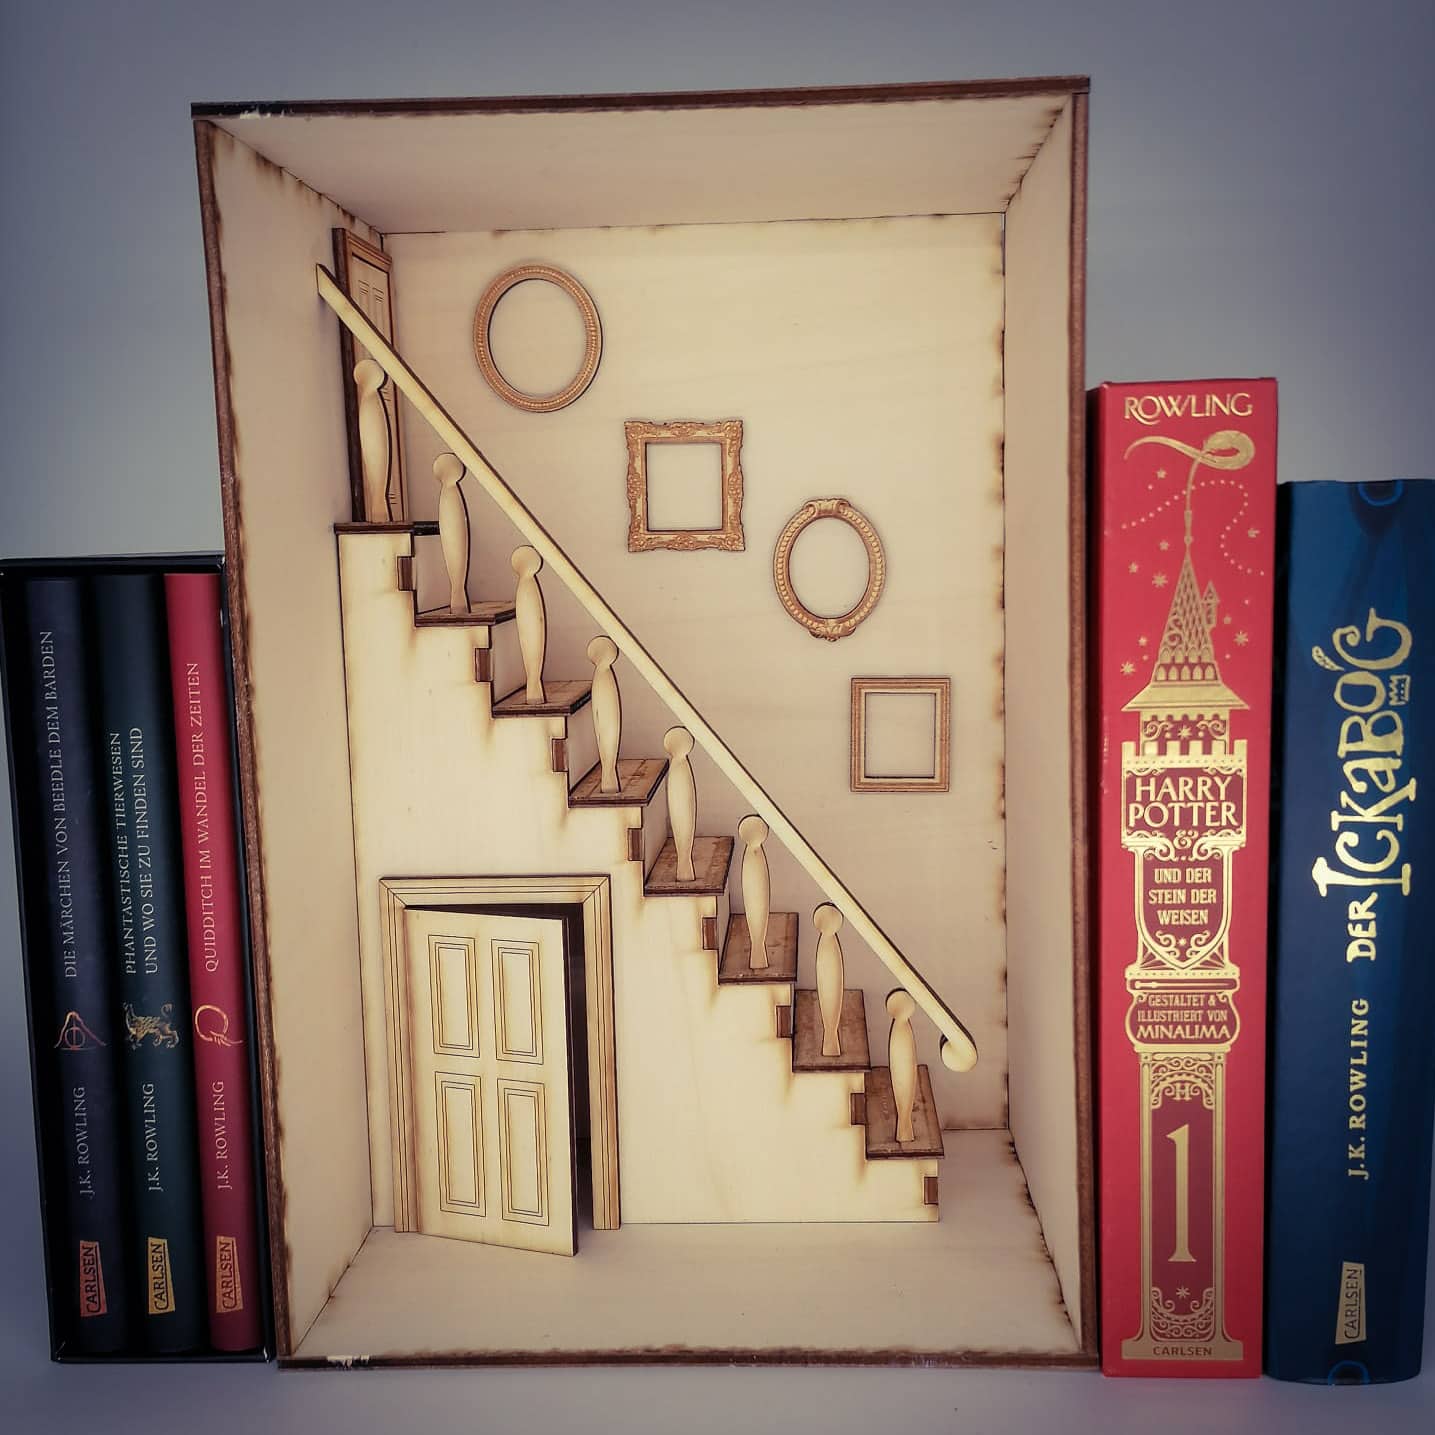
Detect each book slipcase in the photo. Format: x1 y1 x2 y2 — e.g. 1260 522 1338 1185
0 554 274 1363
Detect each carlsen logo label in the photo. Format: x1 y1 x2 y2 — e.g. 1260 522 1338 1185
147 1236 175 1315
215 1235 244 1314
77 1240 107 1318
1336 1262 1366 1345
1123 391 1254 427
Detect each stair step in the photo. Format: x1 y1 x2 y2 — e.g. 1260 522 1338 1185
333 520 439 535
493 680 592 718
644 836 734 897
414 601 516 627
718 912 798 984
791 989 870 1072
569 758 668 807
862 1065 944 1159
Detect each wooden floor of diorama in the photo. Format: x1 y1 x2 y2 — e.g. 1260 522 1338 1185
290 1131 1080 1364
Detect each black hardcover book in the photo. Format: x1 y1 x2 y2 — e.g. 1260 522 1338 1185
90 573 206 1352
7 578 132 1351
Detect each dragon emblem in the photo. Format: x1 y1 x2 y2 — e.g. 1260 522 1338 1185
123 1002 180 1049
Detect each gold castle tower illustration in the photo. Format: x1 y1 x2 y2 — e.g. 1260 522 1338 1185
1119 448 1250 1361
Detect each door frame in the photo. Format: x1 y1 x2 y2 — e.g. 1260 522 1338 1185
378 876 619 1232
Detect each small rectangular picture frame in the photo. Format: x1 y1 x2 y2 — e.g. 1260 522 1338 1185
850 677 952 793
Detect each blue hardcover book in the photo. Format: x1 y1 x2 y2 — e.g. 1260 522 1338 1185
1266 479 1435 1382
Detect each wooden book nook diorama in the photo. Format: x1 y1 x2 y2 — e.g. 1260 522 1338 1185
193 78 1091 1366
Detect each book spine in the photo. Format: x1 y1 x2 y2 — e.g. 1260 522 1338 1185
1092 379 1278 1377
1265 479 1435 1383
164 573 263 1351
91 574 206 1352
9 578 131 1352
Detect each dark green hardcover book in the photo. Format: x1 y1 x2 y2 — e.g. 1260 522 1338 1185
4 577 132 1351
91 574 206 1351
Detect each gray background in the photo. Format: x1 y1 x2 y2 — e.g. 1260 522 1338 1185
1 0 1432 1428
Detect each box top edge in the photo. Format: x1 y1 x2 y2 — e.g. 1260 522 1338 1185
0 553 224 578
190 75 1091 121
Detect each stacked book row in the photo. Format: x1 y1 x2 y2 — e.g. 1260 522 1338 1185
1092 379 1434 1383
0 562 267 1358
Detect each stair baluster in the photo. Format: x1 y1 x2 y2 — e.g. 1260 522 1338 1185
512 546 547 704
814 903 845 1057
354 358 392 522
738 815 770 970
663 727 698 882
887 990 918 1142
587 636 622 792
434 454 470 613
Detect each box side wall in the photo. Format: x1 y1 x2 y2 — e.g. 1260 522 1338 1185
1002 96 1092 1351
198 122 376 1352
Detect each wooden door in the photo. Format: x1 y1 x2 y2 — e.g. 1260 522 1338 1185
403 909 575 1255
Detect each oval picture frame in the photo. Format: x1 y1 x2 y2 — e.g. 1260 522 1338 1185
772 497 887 641
473 263 603 413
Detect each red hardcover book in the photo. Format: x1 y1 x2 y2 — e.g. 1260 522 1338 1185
164 572 262 1350
1092 379 1277 1376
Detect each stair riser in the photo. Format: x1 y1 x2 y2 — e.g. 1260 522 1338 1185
564 692 600 788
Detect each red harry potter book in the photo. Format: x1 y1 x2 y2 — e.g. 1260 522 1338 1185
1091 379 1277 1376
165 572 263 1351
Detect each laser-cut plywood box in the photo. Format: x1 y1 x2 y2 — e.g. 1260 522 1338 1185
191 77 1092 1367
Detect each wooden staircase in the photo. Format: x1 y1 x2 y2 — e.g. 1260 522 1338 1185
324 272 966 1224
364 507 946 1203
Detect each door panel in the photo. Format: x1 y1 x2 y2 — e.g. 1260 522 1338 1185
497 1078 549 1224
429 934 480 1055
494 939 543 1063
435 1073 484 1214
404 910 574 1254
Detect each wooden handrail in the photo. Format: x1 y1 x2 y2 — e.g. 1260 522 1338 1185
316 264 978 1072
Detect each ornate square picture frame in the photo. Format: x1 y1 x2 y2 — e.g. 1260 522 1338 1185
850 677 952 793
625 419 745 552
